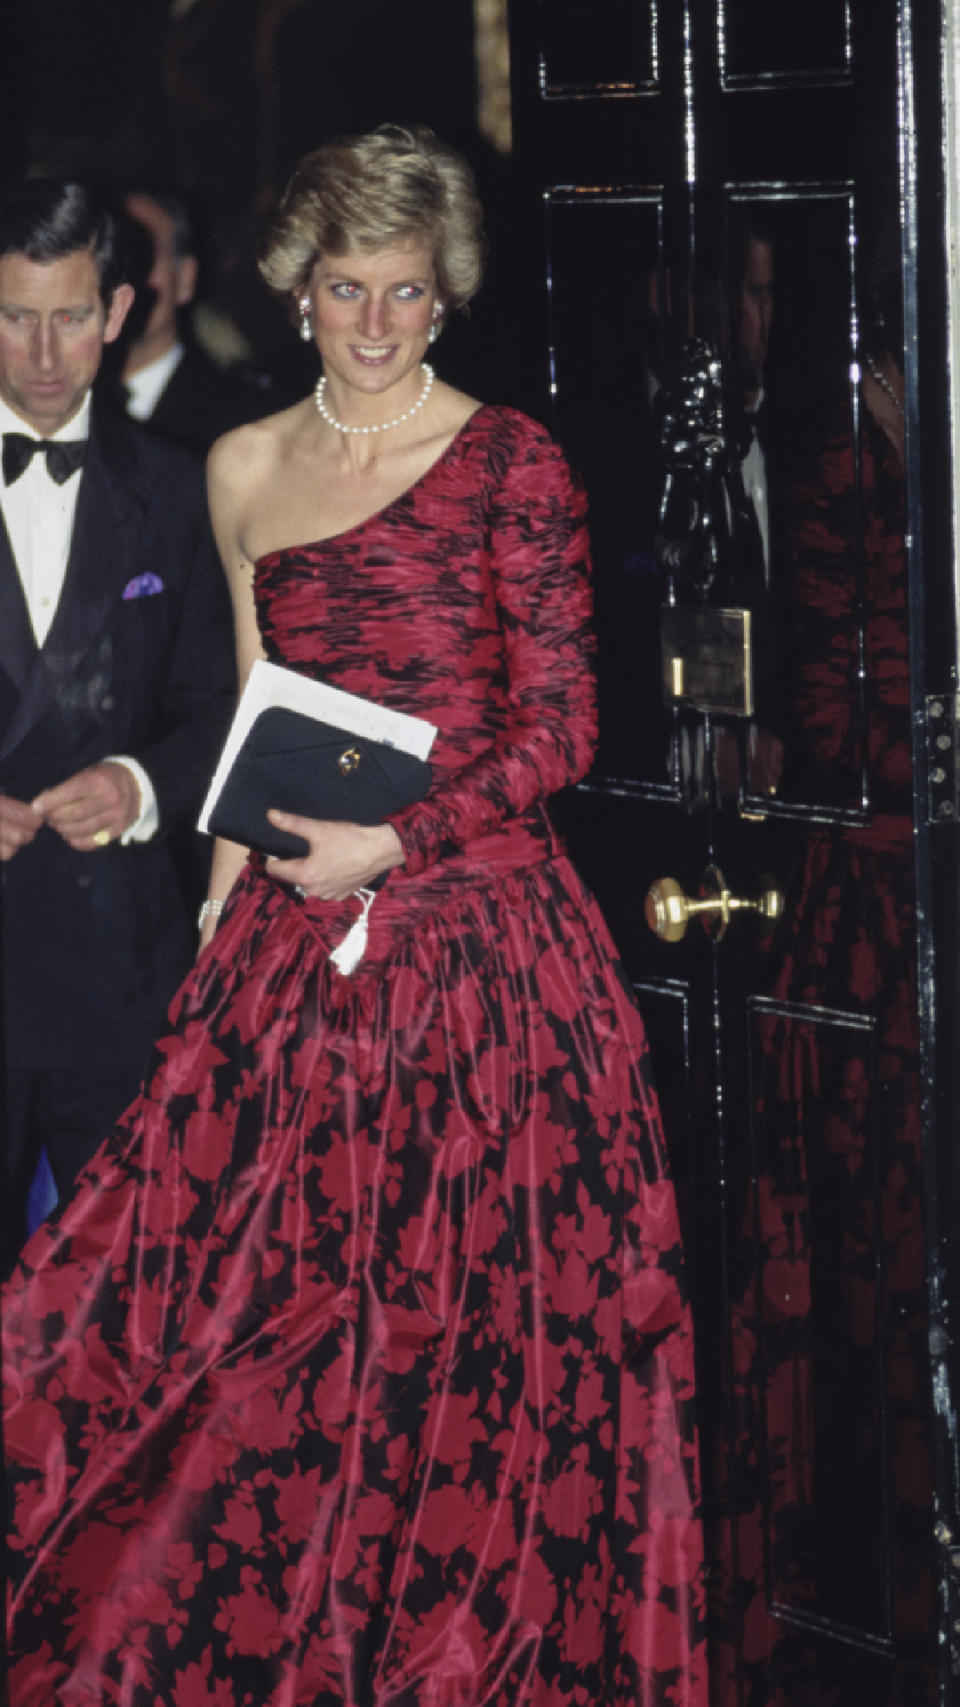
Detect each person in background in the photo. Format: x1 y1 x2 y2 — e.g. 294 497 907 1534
0 180 235 1262
5 130 706 1706
733 211 929 1675
733 218 775 587
116 187 291 454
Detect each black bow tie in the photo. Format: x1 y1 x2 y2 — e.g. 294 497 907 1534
2 432 87 488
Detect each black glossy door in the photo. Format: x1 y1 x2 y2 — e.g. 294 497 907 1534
507 3 960 1703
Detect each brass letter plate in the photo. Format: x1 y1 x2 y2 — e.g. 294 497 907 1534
660 604 754 717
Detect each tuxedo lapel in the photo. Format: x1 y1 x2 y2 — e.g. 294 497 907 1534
0 408 147 765
0 508 38 697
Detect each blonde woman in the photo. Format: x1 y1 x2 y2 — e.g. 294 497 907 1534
5 127 706 1706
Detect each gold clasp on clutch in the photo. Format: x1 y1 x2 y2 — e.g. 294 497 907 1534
338 745 362 775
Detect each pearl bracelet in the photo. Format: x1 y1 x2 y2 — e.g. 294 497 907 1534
198 898 225 929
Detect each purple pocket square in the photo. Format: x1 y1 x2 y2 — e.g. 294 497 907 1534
122 572 165 601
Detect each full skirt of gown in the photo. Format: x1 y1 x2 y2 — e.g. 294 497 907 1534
4 406 706 1705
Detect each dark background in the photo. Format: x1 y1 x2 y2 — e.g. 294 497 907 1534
0 0 535 410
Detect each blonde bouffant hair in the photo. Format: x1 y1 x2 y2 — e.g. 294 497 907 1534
258 124 486 313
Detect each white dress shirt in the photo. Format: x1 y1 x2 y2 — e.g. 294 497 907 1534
0 393 158 840
741 391 770 586
123 342 184 421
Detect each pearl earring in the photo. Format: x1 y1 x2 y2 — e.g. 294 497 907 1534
299 298 313 342
428 302 445 345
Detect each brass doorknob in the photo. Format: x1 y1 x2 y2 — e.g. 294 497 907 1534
644 865 783 943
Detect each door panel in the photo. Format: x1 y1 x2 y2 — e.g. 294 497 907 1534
544 186 671 789
539 0 659 93
749 998 890 1645
718 1 851 85
508 1 954 1701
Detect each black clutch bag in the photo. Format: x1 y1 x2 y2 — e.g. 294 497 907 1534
206 706 433 859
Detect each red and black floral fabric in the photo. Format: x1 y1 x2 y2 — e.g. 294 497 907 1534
715 416 933 1705
4 406 706 1706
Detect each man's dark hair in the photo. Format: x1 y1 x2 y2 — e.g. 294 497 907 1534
0 181 130 303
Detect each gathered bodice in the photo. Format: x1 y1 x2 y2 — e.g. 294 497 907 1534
253 404 598 880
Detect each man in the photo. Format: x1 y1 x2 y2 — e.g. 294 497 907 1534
736 226 774 414
117 188 289 454
733 222 775 587
728 217 782 796
0 181 235 1259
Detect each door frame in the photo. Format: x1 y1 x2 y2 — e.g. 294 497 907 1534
912 0 960 1687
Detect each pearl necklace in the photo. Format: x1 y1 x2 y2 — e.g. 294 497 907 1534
314 362 434 435
864 353 905 420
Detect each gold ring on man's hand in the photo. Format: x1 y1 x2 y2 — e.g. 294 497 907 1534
92 828 111 847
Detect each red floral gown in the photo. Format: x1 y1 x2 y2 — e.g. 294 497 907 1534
4 407 706 1707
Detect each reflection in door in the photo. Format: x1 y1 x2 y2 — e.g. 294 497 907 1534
508 0 945 1698
722 193 930 1700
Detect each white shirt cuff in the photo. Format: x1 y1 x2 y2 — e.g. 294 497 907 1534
107 756 160 843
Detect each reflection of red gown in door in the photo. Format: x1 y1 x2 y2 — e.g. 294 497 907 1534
724 416 932 1706
4 407 706 1707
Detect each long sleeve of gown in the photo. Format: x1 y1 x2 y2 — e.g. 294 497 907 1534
388 426 597 876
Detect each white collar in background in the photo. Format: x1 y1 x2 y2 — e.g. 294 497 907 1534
124 342 185 421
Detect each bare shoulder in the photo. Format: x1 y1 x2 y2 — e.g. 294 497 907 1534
432 379 483 435
207 397 311 495
207 398 317 575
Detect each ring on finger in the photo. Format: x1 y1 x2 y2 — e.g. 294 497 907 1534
92 828 111 848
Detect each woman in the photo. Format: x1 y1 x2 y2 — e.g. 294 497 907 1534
723 235 931 1696
5 127 706 1705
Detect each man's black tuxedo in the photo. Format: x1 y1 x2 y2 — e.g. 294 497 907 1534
0 405 235 1200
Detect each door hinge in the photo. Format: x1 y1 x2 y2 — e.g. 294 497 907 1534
925 695 959 824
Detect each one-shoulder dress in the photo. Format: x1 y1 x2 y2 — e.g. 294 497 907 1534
4 406 706 1706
